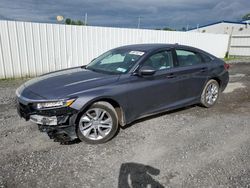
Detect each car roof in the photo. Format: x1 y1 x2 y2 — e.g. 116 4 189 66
114 43 176 52
114 43 214 58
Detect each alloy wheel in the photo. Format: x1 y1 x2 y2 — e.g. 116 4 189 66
205 83 219 105
79 108 113 140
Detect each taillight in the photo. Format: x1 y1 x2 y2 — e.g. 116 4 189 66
224 63 230 70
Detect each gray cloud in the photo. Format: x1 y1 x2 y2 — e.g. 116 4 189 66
0 0 249 29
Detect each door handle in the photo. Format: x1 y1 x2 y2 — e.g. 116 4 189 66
200 67 208 73
166 73 176 79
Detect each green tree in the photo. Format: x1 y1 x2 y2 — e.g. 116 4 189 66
64 18 86 25
182 27 187 31
65 18 72 25
242 13 250 20
155 27 175 31
162 27 175 31
76 20 84 25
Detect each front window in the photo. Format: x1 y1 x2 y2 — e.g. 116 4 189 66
86 49 145 74
143 50 174 71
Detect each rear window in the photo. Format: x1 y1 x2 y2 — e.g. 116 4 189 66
200 53 212 63
176 49 202 66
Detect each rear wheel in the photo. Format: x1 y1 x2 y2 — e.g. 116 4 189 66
77 102 119 144
201 79 220 108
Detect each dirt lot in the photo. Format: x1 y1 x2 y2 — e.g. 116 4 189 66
0 63 249 188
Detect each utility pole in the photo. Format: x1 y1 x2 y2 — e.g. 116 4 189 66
137 16 141 29
226 26 234 58
85 13 88 25
196 24 199 31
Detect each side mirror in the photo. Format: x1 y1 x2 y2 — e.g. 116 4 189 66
138 66 156 76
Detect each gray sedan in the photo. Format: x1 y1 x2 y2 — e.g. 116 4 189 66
16 44 229 144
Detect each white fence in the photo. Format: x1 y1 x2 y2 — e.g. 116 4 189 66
229 35 250 56
0 20 229 79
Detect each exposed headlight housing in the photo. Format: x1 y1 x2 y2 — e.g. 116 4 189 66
36 98 76 110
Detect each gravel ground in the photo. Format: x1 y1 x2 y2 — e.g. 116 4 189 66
0 63 250 188
225 57 250 64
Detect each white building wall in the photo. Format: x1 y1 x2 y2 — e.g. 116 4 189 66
0 20 229 79
189 22 250 35
229 35 250 56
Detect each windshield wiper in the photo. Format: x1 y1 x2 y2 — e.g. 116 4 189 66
85 66 120 75
85 66 104 73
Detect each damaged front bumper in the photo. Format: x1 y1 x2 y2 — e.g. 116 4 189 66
16 99 79 143
37 123 78 143
29 114 69 125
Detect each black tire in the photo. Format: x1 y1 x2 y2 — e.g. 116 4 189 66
200 79 220 108
77 101 119 144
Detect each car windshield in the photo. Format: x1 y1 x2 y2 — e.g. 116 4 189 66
86 49 145 74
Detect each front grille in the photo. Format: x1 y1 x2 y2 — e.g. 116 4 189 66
36 107 77 116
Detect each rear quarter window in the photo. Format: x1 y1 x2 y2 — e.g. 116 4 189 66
176 49 203 66
200 53 212 63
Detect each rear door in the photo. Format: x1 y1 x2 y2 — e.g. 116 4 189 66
173 48 210 102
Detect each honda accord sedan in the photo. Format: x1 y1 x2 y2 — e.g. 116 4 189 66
16 44 229 144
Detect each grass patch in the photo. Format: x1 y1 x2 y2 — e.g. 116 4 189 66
0 77 31 82
0 77 31 81
223 56 237 61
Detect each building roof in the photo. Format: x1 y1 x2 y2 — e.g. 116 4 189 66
188 20 247 31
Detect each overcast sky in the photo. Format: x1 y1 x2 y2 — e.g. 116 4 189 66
0 0 249 30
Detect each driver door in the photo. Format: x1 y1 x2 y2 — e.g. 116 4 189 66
125 50 182 121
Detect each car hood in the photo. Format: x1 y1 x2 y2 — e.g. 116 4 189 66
23 67 120 99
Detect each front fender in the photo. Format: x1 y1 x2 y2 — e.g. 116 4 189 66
70 87 129 126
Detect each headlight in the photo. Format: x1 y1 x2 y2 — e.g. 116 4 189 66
36 98 76 110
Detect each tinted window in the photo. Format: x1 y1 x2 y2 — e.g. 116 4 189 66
176 50 202 66
200 53 212 63
143 51 174 71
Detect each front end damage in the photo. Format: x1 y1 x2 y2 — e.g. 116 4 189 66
16 99 79 143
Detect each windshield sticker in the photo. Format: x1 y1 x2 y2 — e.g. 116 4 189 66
117 67 127 73
129 51 145 56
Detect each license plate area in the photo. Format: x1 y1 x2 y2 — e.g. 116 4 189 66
30 115 58 125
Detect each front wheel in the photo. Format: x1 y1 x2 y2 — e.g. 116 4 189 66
200 79 220 108
77 102 119 144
